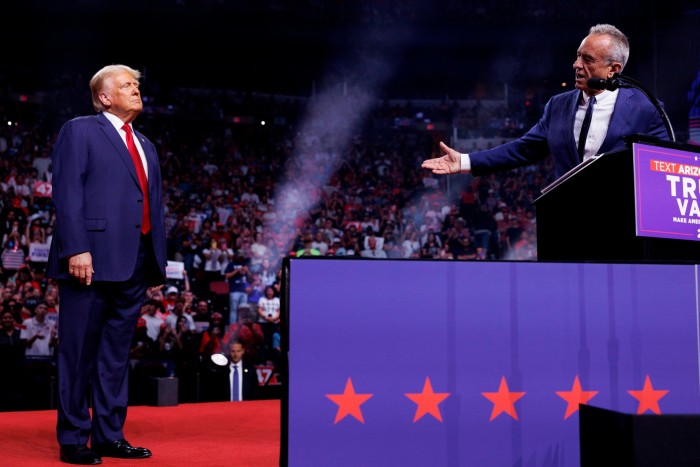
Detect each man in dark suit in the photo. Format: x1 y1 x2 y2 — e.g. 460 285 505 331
201 340 259 402
422 24 669 181
48 64 167 465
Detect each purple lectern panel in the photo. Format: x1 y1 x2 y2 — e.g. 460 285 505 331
634 142 700 241
286 259 700 466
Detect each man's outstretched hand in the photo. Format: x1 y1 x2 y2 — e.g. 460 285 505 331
421 141 461 174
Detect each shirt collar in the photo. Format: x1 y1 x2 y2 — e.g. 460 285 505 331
582 89 618 105
102 111 128 132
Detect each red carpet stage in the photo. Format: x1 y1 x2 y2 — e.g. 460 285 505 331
0 401 280 466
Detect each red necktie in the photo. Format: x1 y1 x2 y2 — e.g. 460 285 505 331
122 124 151 234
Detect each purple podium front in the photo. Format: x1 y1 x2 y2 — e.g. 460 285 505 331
280 257 700 466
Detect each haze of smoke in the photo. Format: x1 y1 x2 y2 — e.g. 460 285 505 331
266 83 377 255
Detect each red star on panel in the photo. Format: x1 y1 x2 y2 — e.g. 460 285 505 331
326 377 374 424
404 377 451 422
555 375 599 419
482 376 526 421
628 374 669 415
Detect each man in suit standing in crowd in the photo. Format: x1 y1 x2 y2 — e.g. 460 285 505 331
201 340 259 402
227 341 259 401
48 64 167 465
422 24 669 181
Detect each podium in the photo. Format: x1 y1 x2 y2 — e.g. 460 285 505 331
579 405 700 467
534 138 700 263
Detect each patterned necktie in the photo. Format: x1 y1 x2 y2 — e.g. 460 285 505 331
232 364 240 401
122 124 151 234
577 95 596 161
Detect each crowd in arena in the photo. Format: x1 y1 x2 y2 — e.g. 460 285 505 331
0 73 551 410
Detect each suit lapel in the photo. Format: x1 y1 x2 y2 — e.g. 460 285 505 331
565 91 582 159
600 88 632 152
97 112 145 193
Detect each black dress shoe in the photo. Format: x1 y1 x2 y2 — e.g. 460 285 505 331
92 439 152 459
60 444 102 465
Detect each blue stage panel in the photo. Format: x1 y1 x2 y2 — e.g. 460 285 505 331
285 258 700 467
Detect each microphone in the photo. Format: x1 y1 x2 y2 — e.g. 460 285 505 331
585 73 675 142
587 77 608 90
586 76 622 91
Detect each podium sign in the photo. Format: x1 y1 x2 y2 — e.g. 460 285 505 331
633 142 700 241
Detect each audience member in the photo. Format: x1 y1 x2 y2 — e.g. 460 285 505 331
223 253 250 325
200 237 230 294
129 318 158 361
222 306 265 364
258 258 277 288
0 308 25 410
20 301 56 357
245 273 265 318
140 299 166 343
256 286 280 352
249 232 268 272
310 231 329 256
361 236 388 258
420 232 441 258
162 285 179 314
190 299 213 333
1 221 27 281
198 312 226 357
401 230 421 258
295 236 321 257
165 295 196 332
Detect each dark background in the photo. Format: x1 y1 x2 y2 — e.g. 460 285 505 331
2 0 700 135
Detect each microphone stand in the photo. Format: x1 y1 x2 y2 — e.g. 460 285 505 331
608 73 676 142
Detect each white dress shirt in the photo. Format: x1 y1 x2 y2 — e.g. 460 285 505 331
103 111 149 177
574 89 618 161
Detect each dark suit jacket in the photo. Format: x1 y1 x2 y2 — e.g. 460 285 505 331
47 112 167 285
470 87 669 180
201 359 259 402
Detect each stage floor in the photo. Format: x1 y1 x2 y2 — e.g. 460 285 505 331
0 400 280 466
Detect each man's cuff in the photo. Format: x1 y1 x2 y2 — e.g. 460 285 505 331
460 153 472 173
